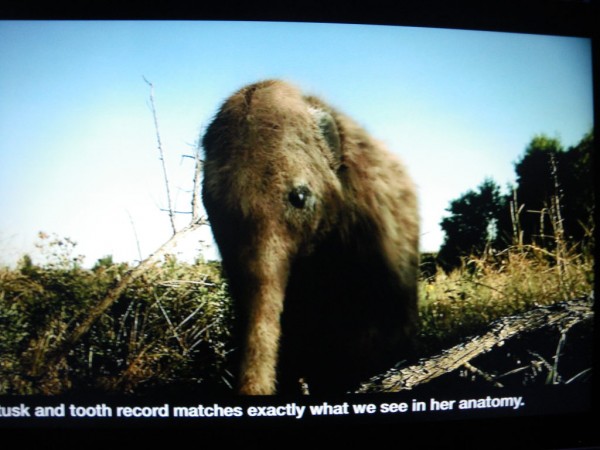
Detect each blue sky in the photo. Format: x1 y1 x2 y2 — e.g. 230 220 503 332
0 21 594 267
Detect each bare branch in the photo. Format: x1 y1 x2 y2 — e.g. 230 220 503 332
31 81 212 388
191 138 203 223
127 210 143 262
143 76 177 235
35 221 204 379
159 208 193 215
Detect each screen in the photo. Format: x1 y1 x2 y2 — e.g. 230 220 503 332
0 2 597 447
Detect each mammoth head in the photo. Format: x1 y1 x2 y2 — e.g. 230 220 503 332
202 80 346 394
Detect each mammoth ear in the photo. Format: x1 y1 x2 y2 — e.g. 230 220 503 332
309 106 342 162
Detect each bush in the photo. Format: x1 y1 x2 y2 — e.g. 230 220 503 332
0 234 234 395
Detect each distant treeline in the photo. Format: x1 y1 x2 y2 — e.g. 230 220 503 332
434 131 594 272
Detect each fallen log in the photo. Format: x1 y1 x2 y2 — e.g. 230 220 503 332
355 293 594 393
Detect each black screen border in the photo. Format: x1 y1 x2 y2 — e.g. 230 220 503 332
1 1 597 448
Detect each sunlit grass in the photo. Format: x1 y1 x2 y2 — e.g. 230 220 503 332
0 219 594 394
418 240 594 354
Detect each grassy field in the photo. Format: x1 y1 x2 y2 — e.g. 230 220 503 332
418 240 593 355
0 227 594 395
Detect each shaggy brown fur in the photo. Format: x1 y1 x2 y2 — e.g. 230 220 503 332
202 80 419 395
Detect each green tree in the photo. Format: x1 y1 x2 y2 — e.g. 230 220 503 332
436 131 593 272
512 132 594 249
558 131 594 246
437 178 505 271
513 135 563 247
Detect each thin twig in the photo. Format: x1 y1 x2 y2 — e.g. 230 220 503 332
143 76 177 235
175 299 207 332
551 330 567 384
127 210 143 262
566 368 592 384
158 280 216 287
462 361 504 388
154 293 188 353
191 138 203 223
189 321 217 351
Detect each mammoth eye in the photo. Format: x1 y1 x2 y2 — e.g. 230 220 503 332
288 185 312 209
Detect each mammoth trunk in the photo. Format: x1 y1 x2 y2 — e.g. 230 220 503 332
234 246 291 395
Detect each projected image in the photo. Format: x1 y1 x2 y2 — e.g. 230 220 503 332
0 21 593 420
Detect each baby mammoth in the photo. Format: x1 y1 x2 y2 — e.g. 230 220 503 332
202 80 419 395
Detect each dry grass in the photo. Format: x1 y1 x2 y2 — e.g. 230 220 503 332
418 238 594 354
0 202 594 395
419 172 594 355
